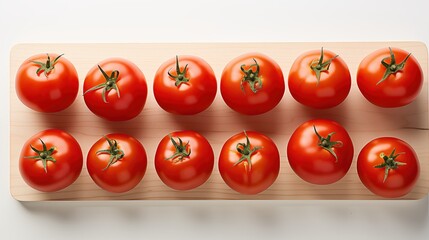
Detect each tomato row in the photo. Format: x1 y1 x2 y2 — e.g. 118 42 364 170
15 47 423 120
19 119 419 198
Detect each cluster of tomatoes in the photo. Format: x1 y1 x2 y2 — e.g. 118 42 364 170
15 47 423 198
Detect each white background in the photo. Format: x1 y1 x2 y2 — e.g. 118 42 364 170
1 0 428 239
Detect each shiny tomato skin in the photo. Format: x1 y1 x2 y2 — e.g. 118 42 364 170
357 137 419 198
357 48 423 108
154 56 217 115
155 131 214 190
83 58 148 121
288 49 351 109
221 53 285 115
218 131 280 194
287 119 354 185
19 129 83 192
16 53 79 112
87 133 147 193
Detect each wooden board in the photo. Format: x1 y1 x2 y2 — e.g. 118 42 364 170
10 42 429 201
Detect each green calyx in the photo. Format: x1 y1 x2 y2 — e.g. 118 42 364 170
309 47 338 85
377 47 412 85
166 135 191 162
374 148 406 183
24 138 57 173
96 136 125 171
240 58 263 93
313 125 343 162
83 65 121 103
32 53 64 77
234 131 262 171
168 55 190 87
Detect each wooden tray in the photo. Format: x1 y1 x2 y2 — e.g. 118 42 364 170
10 42 429 201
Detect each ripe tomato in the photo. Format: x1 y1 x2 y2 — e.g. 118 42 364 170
287 119 354 185
83 58 148 121
288 48 351 109
19 129 83 192
218 131 280 194
155 131 214 190
15 53 79 112
357 47 423 108
87 133 147 193
221 53 285 115
357 137 419 198
154 55 217 115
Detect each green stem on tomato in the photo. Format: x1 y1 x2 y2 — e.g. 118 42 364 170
234 131 262 171
83 65 121 103
168 56 190 87
377 47 412 85
24 138 57 173
313 125 343 162
240 58 263 93
309 47 338 86
96 136 125 171
31 53 64 78
166 135 191 162
374 148 406 183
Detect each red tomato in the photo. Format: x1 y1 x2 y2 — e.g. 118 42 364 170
357 47 423 108
19 129 83 192
15 53 79 112
155 131 214 190
287 119 354 185
357 137 419 198
87 133 147 193
221 53 285 115
218 131 280 194
154 55 217 115
288 48 351 109
83 58 148 121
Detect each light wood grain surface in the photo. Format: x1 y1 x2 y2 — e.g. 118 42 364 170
10 42 429 201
